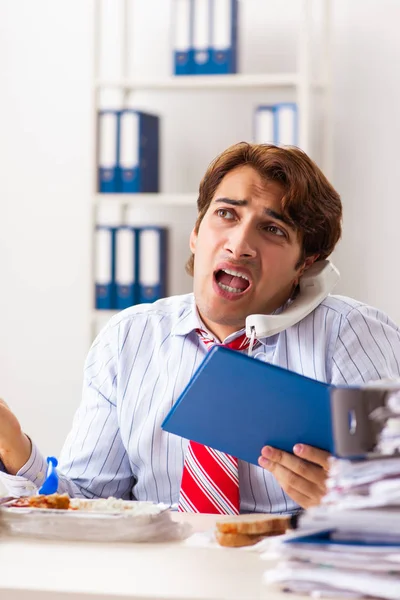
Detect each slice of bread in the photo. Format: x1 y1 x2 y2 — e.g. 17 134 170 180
215 531 266 548
216 513 290 535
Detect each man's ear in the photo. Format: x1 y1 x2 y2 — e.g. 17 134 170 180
189 228 197 254
303 254 319 272
296 254 320 281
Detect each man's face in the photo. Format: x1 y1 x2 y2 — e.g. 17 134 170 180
190 165 312 341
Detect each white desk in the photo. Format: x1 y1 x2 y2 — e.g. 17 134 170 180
0 513 306 600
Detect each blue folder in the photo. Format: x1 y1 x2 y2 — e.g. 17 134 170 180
192 0 213 75
95 224 117 310
98 109 120 193
211 0 238 75
284 530 400 548
275 102 298 146
118 110 159 193
162 346 388 465
254 103 298 146
173 0 193 75
138 226 168 303
115 225 138 310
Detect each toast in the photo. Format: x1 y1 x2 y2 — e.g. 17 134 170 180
216 513 290 536
215 531 266 548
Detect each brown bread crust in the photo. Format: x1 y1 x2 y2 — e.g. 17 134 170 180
215 531 266 547
216 513 290 535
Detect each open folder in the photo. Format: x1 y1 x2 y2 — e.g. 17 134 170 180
161 346 389 465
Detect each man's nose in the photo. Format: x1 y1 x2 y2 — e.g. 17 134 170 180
224 225 257 259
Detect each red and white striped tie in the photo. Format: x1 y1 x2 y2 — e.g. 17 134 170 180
178 329 253 515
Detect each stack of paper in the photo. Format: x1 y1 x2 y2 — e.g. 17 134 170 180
264 399 400 599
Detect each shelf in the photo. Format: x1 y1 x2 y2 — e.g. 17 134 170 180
95 73 302 91
95 193 197 207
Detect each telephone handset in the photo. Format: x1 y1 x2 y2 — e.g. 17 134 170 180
245 260 340 340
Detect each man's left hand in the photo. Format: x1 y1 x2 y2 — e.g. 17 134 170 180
258 444 330 509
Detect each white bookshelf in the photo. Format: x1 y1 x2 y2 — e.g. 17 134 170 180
95 75 331 92
95 73 302 90
91 0 333 339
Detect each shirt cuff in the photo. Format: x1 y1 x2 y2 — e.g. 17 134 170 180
16 442 47 489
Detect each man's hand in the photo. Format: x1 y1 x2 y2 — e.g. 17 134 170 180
0 399 31 475
258 444 330 509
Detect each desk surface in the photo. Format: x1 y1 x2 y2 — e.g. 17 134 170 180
0 513 306 600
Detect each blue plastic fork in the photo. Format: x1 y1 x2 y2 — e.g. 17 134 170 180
38 456 59 495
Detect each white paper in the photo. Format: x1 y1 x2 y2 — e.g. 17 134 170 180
265 565 400 600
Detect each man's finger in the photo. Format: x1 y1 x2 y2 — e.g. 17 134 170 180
260 446 327 489
280 487 315 510
293 444 330 470
258 458 325 506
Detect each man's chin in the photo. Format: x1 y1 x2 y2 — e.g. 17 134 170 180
201 307 248 329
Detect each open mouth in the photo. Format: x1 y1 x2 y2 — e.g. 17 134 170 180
214 268 251 294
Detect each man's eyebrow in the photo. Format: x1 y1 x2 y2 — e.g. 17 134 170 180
214 197 248 206
214 198 295 228
264 208 294 228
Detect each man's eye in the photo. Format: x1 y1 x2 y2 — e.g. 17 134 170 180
264 225 285 237
216 208 234 219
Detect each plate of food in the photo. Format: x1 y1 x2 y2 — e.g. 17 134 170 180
0 493 189 543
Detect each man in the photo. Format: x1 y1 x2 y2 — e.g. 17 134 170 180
1 142 400 514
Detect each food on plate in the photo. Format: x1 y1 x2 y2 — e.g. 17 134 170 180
4 494 164 515
0 495 182 544
215 513 291 547
68 497 163 514
8 493 70 510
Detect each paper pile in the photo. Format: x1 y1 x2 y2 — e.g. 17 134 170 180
264 386 400 599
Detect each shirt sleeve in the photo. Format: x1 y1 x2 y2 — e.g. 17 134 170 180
17 320 136 499
12 442 53 494
330 304 400 386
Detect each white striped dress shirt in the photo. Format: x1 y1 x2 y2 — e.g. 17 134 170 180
9 293 400 513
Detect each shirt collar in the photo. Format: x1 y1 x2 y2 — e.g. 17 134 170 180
171 292 293 344
171 294 246 344
171 294 202 337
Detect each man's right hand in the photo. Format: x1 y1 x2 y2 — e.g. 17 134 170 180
0 399 31 475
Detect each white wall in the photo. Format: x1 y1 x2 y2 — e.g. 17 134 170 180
0 0 399 455
332 0 400 322
0 1 93 455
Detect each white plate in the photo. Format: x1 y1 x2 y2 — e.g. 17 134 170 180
0 499 188 543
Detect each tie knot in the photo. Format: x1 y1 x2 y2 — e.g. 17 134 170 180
196 328 252 352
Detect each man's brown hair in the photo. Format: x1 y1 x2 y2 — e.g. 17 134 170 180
186 142 342 275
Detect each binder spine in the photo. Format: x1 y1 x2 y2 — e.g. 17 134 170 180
230 0 238 73
193 0 213 75
98 110 120 193
95 225 117 309
254 104 298 146
173 0 193 75
119 111 160 193
254 105 276 145
119 110 140 193
115 225 138 310
138 227 168 303
140 113 160 193
211 0 238 75
95 203 122 309
276 102 298 146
